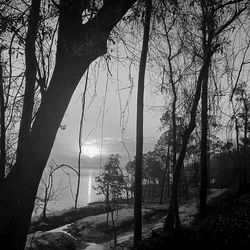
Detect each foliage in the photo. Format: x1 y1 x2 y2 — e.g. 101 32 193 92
95 154 125 206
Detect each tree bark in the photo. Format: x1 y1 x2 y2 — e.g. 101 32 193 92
0 49 6 185
75 68 89 209
199 0 215 218
159 146 170 205
235 117 242 191
168 50 177 168
0 1 137 249
242 100 248 192
164 21 177 168
16 0 41 164
134 0 152 244
164 55 212 231
199 59 209 218
42 187 48 221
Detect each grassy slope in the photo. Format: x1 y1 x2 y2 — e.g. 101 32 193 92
29 204 109 233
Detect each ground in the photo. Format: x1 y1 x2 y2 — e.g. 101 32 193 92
26 189 234 250
135 192 250 250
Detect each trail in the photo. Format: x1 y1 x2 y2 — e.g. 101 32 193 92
26 189 227 250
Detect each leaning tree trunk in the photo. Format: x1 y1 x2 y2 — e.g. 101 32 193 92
164 56 212 231
0 1 137 249
134 0 152 245
16 0 41 164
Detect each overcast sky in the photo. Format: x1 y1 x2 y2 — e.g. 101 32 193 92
49 60 165 169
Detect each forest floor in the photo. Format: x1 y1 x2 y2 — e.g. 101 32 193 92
98 189 227 249
135 190 250 250
26 189 227 250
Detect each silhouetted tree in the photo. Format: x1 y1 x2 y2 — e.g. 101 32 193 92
95 154 124 245
164 0 246 230
134 0 152 244
0 1 138 249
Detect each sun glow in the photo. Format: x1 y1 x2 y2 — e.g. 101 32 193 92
83 144 100 158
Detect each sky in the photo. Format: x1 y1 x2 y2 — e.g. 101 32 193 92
49 59 165 170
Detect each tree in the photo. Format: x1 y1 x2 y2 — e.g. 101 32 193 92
36 163 65 222
125 160 136 199
95 154 124 245
159 145 170 204
226 33 250 193
75 68 89 209
164 0 247 230
0 46 6 185
0 1 138 249
199 0 216 218
134 0 152 244
154 130 175 204
234 83 250 192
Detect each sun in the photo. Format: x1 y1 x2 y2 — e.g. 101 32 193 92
83 144 100 158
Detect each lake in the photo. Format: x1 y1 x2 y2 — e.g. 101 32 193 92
34 167 103 216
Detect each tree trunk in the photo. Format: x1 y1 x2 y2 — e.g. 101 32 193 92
134 0 152 245
106 191 110 224
199 58 209 218
164 55 212 231
159 146 170 205
207 148 211 194
16 0 41 164
75 68 89 209
235 118 242 192
0 1 137 249
42 188 48 222
242 103 248 192
170 64 177 168
182 164 189 200
143 179 149 202
0 49 6 185
167 161 171 197
164 18 177 168
111 207 117 245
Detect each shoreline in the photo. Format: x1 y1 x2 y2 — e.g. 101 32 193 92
29 202 110 234
26 189 227 250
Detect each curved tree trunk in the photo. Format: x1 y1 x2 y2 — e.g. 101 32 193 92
134 0 152 244
0 1 137 249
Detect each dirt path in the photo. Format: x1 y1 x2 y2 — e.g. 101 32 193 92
29 189 226 250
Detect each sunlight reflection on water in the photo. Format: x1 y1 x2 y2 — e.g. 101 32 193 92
34 168 103 216
88 170 92 204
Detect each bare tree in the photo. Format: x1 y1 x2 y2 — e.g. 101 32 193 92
75 68 89 209
36 163 65 222
134 0 152 244
0 47 6 185
0 1 138 249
